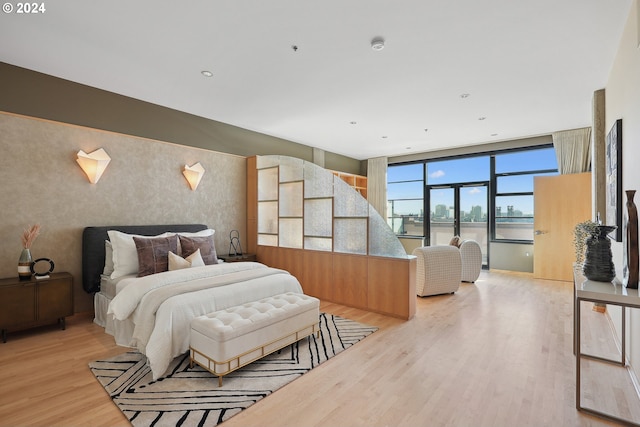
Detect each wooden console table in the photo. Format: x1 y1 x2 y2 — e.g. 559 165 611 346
574 267 640 426
0 272 73 343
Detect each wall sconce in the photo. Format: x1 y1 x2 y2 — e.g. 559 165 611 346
183 162 205 190
76 148 111 184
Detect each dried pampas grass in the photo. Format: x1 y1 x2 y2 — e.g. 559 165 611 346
21 224 41 249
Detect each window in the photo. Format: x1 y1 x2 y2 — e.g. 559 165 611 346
427 157 489 185
495 148 557 173
387 145 558 247
426 157 490 257
387 163 424 236
493 147 558 241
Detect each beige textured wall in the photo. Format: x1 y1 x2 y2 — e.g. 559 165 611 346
0 112 247 313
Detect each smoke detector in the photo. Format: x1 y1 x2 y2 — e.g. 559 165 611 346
371 37 385 51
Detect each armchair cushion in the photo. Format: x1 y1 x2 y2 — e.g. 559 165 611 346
412 246 462 297
459 239 482 282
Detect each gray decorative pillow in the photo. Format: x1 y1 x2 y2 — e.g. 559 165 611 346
178 235 218 265
133 235 178 277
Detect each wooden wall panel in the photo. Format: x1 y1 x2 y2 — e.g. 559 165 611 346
368 256 416 319
256 245 275 267
258 245 415 319
257 247 304 284
279 248 305 283
332 254 368 310
246 156 258 255
301 250 333 301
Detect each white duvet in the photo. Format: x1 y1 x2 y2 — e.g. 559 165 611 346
106 262 303 379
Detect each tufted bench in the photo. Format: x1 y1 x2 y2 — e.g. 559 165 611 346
189 292 320 386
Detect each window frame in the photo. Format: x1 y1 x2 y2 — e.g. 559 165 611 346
387 143 558 245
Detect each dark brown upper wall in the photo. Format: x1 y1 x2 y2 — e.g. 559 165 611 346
0 62 361 174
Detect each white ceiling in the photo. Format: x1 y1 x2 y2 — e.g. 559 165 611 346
0 0 632 160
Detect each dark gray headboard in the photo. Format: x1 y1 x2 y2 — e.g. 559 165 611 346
82 224 208 293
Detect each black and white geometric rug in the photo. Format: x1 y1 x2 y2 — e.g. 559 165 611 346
89 313 377 427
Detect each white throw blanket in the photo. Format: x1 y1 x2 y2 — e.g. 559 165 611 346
106 262 304 379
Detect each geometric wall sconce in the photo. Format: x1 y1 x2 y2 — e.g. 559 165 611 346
76 148 111 184
183 162 205 190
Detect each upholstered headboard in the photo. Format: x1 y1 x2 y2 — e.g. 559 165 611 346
82 224 208 293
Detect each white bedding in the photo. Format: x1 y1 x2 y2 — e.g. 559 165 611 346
99 274 136 299
102 262 303 379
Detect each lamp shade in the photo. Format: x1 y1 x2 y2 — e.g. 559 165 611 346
76 148 111 184
183 162 205 190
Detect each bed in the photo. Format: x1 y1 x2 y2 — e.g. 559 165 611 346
83 224 304 379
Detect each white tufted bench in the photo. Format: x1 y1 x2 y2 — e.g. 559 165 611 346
189 292 320 386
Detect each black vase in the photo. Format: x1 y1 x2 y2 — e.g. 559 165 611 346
623 190 639 288
583 225 617 282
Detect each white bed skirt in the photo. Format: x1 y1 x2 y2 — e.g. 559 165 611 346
94 291 135 348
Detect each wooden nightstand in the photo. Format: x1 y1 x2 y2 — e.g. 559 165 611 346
0 272 74 343
218 254 257 263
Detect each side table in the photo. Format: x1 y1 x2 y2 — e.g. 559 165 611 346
0 272 74 343
218 254 257 263
574 267 640 425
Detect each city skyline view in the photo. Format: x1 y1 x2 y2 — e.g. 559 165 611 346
387 147 558 219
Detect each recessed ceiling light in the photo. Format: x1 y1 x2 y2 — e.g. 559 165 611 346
201 70 213 77
460 93 470 98
371 37 385 51
424 128 429 132
381 135 388 139
491 133 498 136
478 116 486 121
350 121 357 125
406 147 412 150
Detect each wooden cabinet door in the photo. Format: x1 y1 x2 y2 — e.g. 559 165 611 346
37 277 73 321
0 283 36 327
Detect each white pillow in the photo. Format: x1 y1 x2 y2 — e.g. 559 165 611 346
170 228 214 238
103 240 114 276
107 230 170 279
168 249 205 271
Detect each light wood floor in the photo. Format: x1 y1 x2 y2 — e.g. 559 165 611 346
0 270 637 426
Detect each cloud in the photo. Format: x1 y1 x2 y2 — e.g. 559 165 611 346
468 187 481 194
429 170 445 179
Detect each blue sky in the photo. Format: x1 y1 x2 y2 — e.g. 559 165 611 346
387 147 558 216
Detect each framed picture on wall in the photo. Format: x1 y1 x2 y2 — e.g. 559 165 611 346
605 119 623 242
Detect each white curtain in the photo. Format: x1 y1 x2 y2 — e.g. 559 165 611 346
367 156 388 219
552 127 592 174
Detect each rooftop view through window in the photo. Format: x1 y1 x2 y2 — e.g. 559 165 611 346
387 147 558 262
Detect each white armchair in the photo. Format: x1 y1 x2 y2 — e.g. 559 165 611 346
412 246 462 297
459 239 482 282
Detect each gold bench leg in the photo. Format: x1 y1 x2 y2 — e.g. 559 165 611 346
218 375 223 387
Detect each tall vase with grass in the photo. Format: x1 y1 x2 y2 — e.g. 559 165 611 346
19 224 40 280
